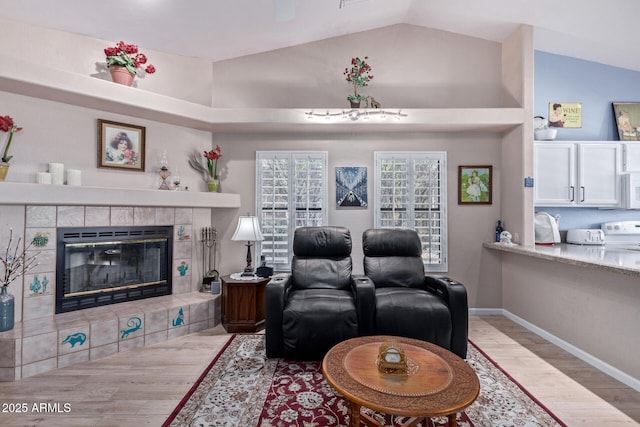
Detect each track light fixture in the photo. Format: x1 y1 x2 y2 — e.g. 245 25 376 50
305 109 407 121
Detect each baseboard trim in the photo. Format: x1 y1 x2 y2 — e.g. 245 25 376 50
474 308 640 392
469 308 503 316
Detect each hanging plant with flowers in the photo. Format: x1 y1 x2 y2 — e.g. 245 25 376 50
0 115 23 164
104 41 157 76
344 56 373 102
203 145 223 180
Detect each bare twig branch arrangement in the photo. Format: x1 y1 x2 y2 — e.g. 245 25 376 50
1 229 39 287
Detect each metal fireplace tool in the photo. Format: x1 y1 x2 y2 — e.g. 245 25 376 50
200 227 220 292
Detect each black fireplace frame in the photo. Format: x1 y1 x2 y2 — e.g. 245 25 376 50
56 225 173 314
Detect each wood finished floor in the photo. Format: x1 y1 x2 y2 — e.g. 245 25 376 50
0 315 637 426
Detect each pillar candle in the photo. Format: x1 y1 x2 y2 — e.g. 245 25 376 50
49 163 64 185
66 169 82 186
36 172 52 184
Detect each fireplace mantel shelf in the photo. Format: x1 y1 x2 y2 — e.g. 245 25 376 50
0 182 240 208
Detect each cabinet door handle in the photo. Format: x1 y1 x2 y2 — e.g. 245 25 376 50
570 186 575 201
581 186 585 202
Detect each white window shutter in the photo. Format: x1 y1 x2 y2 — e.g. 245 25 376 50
256 151 328 270
374 152 448 272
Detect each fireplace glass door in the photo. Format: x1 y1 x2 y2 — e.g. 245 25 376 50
56 226 172 313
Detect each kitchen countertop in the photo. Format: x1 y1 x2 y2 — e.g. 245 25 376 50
484 242 640 278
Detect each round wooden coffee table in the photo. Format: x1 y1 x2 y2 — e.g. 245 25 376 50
322 335 480 427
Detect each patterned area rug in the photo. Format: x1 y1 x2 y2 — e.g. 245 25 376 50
163 335 567 427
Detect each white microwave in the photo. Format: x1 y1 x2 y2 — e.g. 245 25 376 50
622 173 640 209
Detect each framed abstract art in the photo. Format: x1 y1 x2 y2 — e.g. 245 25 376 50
336 166 368 207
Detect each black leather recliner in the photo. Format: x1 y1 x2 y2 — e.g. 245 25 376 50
361 228 469 358
265 226 374 360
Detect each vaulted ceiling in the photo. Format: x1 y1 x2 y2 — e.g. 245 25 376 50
0 0 637 71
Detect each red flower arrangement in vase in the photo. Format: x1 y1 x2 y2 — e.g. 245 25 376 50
203 146 222 192
0 115 23 164
0 115 23 181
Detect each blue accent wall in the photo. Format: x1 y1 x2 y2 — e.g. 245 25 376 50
535 50 640 141
533 207 639 231
534 51 640 229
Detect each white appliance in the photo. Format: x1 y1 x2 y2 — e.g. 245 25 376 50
600 221 640 265
533 116 557 140
600 221 640 247
534 212 561 245
566 229 606 245
622 173 640 209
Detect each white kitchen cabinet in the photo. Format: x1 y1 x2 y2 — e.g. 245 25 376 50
534 142 576 206
622 143 640 172
534 142 621 207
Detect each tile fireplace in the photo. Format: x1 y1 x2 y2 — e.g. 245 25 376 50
0 203 222 382
56 225 173 313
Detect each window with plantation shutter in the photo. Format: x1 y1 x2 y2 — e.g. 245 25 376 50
374 151 448 272
256 151 328 270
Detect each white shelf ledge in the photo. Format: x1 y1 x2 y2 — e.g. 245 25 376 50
0 56 526 133
0 182 240 208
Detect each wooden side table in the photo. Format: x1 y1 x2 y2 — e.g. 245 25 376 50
220 275 270 333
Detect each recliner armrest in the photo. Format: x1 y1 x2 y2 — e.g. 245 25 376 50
265 274 293 358
424 275 469 358
351 275 376 336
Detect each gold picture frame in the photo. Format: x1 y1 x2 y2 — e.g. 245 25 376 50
458 165 492 205
98 119 146 171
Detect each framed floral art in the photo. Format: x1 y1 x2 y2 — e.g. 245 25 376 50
97 119 146 171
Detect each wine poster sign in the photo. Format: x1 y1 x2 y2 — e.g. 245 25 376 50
548 102 582 128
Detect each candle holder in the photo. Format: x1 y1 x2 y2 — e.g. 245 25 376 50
172 168 182 191
158 151 171 190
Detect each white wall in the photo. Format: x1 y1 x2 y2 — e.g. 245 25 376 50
501 25 535 246
211 24 504 108
0 17 218 188
501 252 640 381
0 17 213 105
0 91 213 190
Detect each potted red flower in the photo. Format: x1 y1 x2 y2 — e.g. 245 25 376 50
344 56 373 108
203 146 223 192
104 41 157 86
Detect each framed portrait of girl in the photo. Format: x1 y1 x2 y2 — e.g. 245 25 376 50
98 119 146 171
458 165 492 205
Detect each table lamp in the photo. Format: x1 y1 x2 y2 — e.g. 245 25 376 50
231 216 264 276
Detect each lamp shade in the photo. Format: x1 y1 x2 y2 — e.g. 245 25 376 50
231 216 264 242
